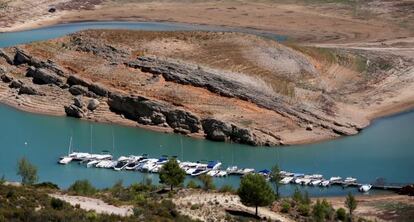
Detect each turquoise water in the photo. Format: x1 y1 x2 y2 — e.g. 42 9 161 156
0 22 412 197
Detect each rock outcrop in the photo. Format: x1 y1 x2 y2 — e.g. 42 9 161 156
67 74 108 97
9 80 23 88
127 56 360 137
64 97 86 118
1 74 13 83
27 67 64 86
108 93 201 133
18 85 44 96
201 118 258 145
69 85 97 98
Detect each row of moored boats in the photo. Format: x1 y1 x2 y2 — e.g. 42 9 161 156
59 152 372 192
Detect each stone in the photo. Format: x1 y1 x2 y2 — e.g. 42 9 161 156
138 116 152 125
26 66 36 77
87 99 100 111
74 96 84 108
165 109 201 133
1 74 13 83
201 118 232 141
88 83 108 97
29 68 64 86
9 80 23 89
69 85 89 95
64 104 85 118
0 49 14 64
67 75 92 87
13 49 34 65
18 85 44 96
150 112 166 125
306 124 313 131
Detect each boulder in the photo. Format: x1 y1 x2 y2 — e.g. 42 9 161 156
1 74 13 83
29 68 64 86
88 83 108 97
138 116 152 125
74 96 84 108
13 49 34 65
150 112 166 125
18 85 44 96
165 109 201 133
26 66 36 77
0 49 14 64
69 85 97 98
64 104 85 118
306 124 313 131
87 99 100 111
67 75 91 87
231 125 257 146
9 80 23 89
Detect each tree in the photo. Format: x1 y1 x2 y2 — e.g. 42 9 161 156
270 164 282 197
17 158 38 185
197 174 215 191
68 180 97 195
159 158 186 191
312 199 334 222
345 192 357 219
238 174 275 216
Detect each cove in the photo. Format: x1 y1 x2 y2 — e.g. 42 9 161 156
0 22 412 197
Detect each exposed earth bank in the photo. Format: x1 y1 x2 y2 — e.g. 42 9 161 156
0 30 413 146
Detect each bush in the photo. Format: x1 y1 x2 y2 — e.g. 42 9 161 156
17 158 38 185
281 200 291 213
198 174 215 191
336 208 347 221
34 182 59 190
298 204 311 216
219 185 235 193
0 175 5 185
292 187 303 204
186 180 200 189
68 180 97 196
50 198 65 210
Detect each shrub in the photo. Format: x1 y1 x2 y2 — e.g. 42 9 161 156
0 175 5 185
292 188 303 204
281 200 291 213
17 158 38 185
198 174 215 191
336 207 347 221
68 180 97 196
186 180 200 189
298 204 311 216
219 185 235 193
50 198 65 210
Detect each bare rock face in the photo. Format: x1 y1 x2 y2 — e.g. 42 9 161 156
67 75 107 97
201 118 258 145
87 99 100 111
108 93 201 133
18 85 44 96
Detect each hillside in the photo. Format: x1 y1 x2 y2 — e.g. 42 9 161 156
1 30 412 145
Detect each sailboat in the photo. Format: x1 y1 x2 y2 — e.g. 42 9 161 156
59 137 73 165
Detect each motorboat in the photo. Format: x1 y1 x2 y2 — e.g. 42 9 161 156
226 166 238 174
294 178 303 184
320 180 330 187
216 171 227 177
344 177 357 183
191 168 209 176
301 178 312 185
86 159 100 168
329 177 342 182
59 156 73 165
359 184 372 192
207 161 222 170
280 177 294 184
207 170 219 177
310 180 322 186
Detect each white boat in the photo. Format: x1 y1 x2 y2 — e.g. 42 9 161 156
305 174 323 179
226 166 238 174
191 168 209 176
294 178 303 184
344 177 357 183
207 161 222 170
311 180 322 186
59 156 73 165
359 184 372 192
241 168 255 175
320 180 330 187
86 160 100 168
59 137 74 165
69 152 91 161
207 170 219 177
301 178 312 185
280 177 294 184
216 171 227 177
329 177 342 182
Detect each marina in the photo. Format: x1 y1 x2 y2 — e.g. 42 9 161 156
58 151 404 193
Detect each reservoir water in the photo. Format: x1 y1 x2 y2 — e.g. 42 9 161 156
0 22 412 196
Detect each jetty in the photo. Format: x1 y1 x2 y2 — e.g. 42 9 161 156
58 152 404 193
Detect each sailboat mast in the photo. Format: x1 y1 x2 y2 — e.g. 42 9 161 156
90 125 93 153
68 136 72 156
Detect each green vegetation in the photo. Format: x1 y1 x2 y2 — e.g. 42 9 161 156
336 207 347 221
17 158 38 185
197 174 215 191
345 192 358 217
219 184 235 193
237 173 275 216
186 180 200 189
159 158 186 191
270 164 282 198
312 199 335 222
68 179 97 196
